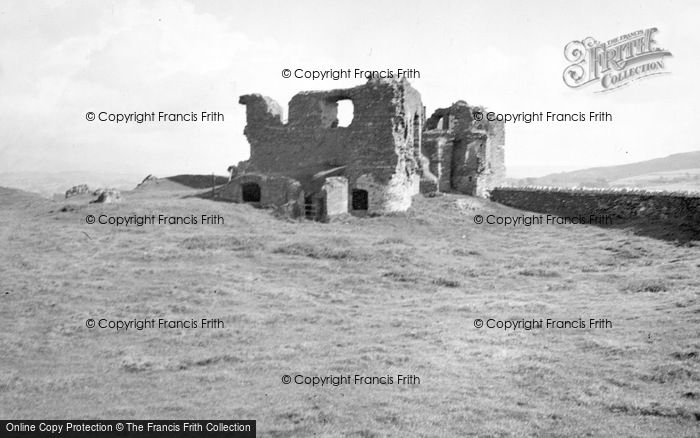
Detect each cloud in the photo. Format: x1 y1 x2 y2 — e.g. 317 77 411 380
1 0 698 176
0 0 299 174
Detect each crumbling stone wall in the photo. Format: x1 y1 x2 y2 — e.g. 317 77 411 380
230 79 504 219
235 78 437 215
423 102 505 197
219 173 303 211
65 184 91 198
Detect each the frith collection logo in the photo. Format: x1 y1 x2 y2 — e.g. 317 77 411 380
563 28 672 92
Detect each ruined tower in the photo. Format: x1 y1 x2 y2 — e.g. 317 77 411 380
222 79 504 220
422 101 505 197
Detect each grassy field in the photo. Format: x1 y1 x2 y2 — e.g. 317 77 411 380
613 168 700 193
0 186 698 437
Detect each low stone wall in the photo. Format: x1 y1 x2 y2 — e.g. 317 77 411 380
219 173 303 208
490 187 700 227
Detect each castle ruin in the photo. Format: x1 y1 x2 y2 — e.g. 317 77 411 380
221 78 504 220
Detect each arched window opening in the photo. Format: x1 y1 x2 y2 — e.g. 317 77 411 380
336 99 354 127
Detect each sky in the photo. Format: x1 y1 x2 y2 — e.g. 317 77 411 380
0 0 698 178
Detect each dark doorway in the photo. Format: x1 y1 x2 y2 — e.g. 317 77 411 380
241 182 261 202
351 189 368 210
304 194 326 221
303 194 318 220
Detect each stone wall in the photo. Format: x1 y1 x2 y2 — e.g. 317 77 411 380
237 78 435 214
232 79 506 218
490 187 700 233
219 173 303 211
65 184 91 198
423 102 505 197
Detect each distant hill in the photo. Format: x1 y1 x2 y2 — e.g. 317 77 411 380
0 186 44 201
160 174 228 189
134 174 228 191
511 151 700 192
0 171 229 198
0 171 144 198
0 186 52 210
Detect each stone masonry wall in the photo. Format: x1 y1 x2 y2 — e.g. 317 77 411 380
219 173 303 208
423 102 505 197
490 187 700 234
238 78 435 214
234 80 505 217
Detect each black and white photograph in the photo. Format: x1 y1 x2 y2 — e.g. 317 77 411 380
0 1 698 436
